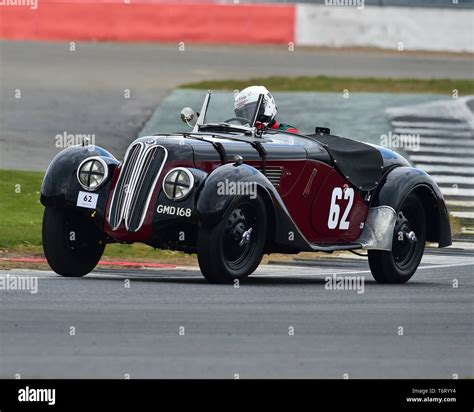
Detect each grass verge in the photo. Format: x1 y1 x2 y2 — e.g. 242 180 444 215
180 76 474 94
0 169 44 249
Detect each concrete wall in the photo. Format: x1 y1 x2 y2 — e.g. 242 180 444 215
296 4 474 52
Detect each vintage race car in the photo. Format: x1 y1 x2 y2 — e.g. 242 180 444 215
40 91 451 284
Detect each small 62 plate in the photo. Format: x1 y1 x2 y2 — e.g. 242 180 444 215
77 191 98 209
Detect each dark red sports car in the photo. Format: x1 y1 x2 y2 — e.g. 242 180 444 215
41 92 451 283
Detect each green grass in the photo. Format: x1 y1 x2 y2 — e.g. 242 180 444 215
180 76 474 94
103 243 194 263
0 169 44 248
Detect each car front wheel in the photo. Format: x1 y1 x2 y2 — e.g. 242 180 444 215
42 206 105 277
368 193 426 284
197 196 267 284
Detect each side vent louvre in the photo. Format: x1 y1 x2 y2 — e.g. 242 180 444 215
257 167 283 188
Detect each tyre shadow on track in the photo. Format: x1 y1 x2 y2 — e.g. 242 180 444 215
87 272 437 287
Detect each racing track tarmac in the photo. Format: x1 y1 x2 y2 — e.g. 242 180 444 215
1 41 473 170
1 249 473 378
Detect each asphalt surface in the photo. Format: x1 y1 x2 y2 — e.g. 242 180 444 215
1 41 473 170
1 249 472 379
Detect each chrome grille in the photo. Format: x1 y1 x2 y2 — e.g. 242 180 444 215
258 167 283 188
108 142 143 230
108 142 167 232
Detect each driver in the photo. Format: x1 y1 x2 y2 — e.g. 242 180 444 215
234 86 300 134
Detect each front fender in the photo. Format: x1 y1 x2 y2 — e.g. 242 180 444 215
196 163 275 227
371 166 452 247
40 145 118 226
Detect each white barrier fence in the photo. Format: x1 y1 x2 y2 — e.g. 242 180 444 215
296 4 474 53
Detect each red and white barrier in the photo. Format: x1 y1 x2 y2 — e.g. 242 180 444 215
0 1 471 52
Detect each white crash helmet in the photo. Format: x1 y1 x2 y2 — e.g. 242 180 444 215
234 85 277 126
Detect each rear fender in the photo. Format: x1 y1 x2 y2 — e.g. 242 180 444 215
370 166 452 247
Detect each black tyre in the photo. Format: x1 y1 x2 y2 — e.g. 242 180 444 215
197 196 267 284
42 207 105 277
368 193 426 284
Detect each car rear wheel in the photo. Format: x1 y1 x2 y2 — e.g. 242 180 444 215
368 193 426 284
197 196 267 284
42 207 105 277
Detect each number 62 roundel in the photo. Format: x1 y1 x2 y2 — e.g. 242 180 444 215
327 187 354 230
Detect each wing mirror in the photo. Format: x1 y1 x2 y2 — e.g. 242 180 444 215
180 107 197 127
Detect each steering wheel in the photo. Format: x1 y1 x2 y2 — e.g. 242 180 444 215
223 117 251 125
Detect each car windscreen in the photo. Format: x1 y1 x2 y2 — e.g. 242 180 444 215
203 92 260 127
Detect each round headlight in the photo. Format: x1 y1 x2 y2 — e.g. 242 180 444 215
77 157 108 191
162 168 194 201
